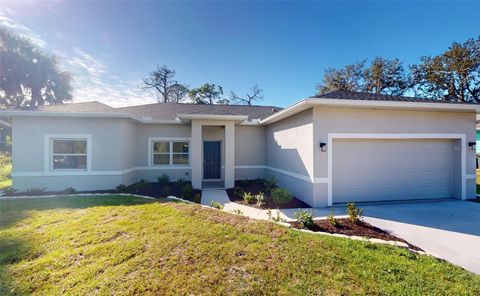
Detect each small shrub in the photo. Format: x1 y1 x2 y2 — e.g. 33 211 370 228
346 202 363 223
210 201 224 210
243 192 254 204
193 193 201 204
116 184 127 192
132 179 151 193
176 178 188 188
26 187 46 195
162 186 170 196
238 180 248 187
233 186 245 197
271 188 293 205
181 184 193 199
267 208 286 223
327 209 338 227
157 173 170 184
62 187 76 194
255 192 265 206
231 209 243 215
3 187 17 195
263 177 278 193
294 210 315 229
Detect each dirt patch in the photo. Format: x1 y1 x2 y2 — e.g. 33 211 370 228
290 218 422 251
226 179 311 209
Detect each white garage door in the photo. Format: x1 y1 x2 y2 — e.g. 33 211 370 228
332 139 454 203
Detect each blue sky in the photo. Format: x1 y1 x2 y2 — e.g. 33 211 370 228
1 1 479 107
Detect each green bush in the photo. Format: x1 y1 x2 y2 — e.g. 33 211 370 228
62 187 76 194
181 184 193 199
132 179 151 193
116 184 127 192
346 202 363 224
3 187 17 195
176 178 188 188
270 188 293 205
233 186 244 197
210 201 224 209
243 192 254 204
263 177 278 193
193 193 201 204
327 209 338 227
255 192 265 206
26 187 46 195
157 173 170 184
294 210 315 229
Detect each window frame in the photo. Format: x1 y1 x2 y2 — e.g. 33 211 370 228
148 137 190 167
44 134 92 172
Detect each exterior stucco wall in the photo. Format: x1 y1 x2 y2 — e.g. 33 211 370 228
312 107 476 206
235 125 266 180
265 109 315 204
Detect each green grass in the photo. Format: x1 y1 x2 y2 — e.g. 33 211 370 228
0 195 479 295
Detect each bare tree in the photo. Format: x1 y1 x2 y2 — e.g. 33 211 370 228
142 64 176 103
230 85 264 105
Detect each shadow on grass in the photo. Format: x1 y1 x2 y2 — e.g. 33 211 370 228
0 195 164 229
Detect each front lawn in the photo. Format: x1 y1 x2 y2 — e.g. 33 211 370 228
0 195 479 295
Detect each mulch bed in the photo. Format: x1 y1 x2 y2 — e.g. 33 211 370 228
226 179 311 209
3 181 202 203
290 218 422 251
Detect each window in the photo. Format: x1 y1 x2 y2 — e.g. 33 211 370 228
152 140 189 166
51 139 88 170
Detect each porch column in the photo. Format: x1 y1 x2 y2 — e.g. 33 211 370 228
224 122 235 188
191 120 202 189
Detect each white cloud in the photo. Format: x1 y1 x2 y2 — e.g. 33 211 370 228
0 10 155 107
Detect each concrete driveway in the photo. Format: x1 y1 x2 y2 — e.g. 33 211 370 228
359 200 480 275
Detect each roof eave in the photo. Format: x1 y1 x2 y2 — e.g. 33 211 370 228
260 98 480 125
176 113 249 122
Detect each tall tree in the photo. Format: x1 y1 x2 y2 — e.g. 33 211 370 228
363 57 409 96
315 61 365 94
0 27 72 108
316 59 409 96
188 83 223 104
410 37 480 103
142 64 176 103
230 85 264 105
168 82 189 103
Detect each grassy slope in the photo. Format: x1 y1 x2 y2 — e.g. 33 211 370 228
0 196 479 295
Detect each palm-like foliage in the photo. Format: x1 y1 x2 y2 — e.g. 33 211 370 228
0 27 72 108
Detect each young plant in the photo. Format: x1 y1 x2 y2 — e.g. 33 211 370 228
327 209 338 227
255 192 265 206
210 201 224 210
271 188 293 205
176 178 187 188
181 184 193 199
243 192 254 204
267 208 286 223
26 187 46 195
157 173 170 184
62 187 76 194
233 186 245 198
263 177 278 194
346 202 363 224
193 193 202 204
294 210 315 229
230 209 243 215
116 184 127 192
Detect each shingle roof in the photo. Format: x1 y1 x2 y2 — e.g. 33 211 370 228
30 101 118 113
312 90 479 105
116 103 281 121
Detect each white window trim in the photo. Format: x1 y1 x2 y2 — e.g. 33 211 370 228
326 133 467 206
44 134 92 172
148 137 191 167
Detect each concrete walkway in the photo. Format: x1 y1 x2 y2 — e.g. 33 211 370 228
201 191 480 274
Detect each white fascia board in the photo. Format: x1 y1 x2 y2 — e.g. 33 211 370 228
176 113 249 121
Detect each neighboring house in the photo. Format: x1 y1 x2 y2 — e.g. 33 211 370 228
0 90 477 207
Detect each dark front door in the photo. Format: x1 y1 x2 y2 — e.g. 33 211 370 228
203 141 221 179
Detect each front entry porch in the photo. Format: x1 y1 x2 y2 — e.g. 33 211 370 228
185 116 242 190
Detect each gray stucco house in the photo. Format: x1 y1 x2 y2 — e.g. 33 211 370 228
1 90 478 207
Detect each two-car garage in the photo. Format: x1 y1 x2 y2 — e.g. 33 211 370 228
331 136 463 204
